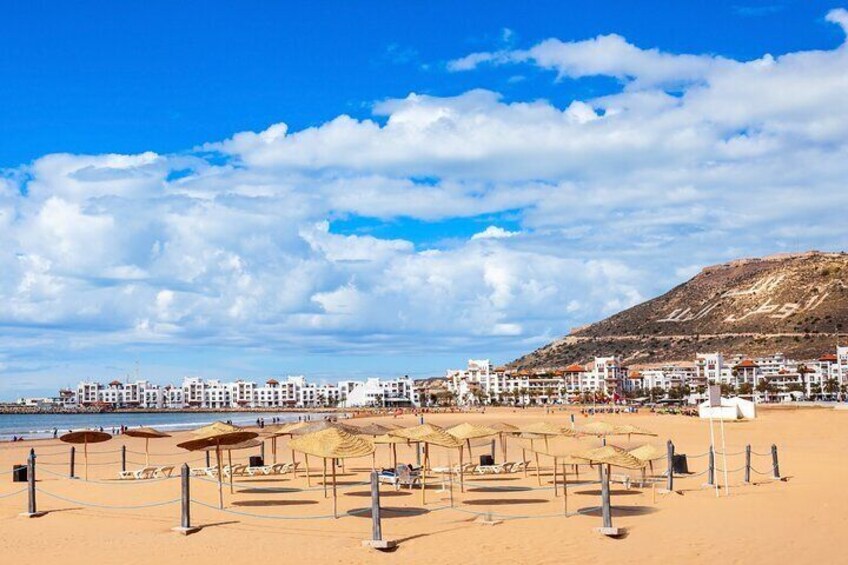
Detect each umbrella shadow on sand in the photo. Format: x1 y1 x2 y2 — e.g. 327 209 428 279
463 498 548 506
578 505 658 517
573 489 642 497
232 499 319 507
347 506 430 518
344 490 412 497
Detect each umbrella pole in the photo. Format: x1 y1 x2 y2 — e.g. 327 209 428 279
421 444 429 505
372 451 376 471
323 458 328 497
459 447 465 493
291 447 298 477
272 437 277 465
466 438 472 461
535 451 542 486
84 438 89 481
228 449 234 494
553 456 558 497
562 461 568 516
392 443 397 469
216 445 224 509
522 448 528 477
305 454 311 486
145 438 150 466
332 458 338 519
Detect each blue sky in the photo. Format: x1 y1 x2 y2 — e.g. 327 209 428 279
1 1 847 397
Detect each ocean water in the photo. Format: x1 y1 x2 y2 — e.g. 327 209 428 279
0 411 316 441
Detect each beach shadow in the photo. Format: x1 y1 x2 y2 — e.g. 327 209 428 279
345 490 412 497
237 487 300 494
318 480 366 487
196 520 239 530
463 498 548 506
463 477 520 482
347 506 430 519
579 505 658 517
232 499 319 507
573 489 643 497
41 507 81 515
467 486 533 493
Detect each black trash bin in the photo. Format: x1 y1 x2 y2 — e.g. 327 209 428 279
672 454 689 474
479 454 494 466
12 465 27 482
249 456 264 467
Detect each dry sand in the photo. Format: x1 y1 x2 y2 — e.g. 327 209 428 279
0 406 845 564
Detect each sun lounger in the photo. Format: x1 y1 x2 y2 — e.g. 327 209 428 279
118 466 157 480
378 464 422 489
190 466 218 477
475 463 509 474
505 460 528 473
153 465 175 478
246 462 287 476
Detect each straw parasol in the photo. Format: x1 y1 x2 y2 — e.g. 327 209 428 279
352 423 395 469
628 443 665 476
289 427 375 518
518 423 579 484
177 422 258 509
122 427 171 466
372 433 408 470
613 424 657 441
573 445 646 470
446 422 498 461
488 422 519 463
415 428 465 504
60 430 112 481
389 423 446 441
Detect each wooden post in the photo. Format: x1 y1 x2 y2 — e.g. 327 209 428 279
332 458 338 519
448 464 454 508
490 439 495 460
215 445 224 509
272 437 277 465
666 440 674 492
205 450 210 468
145 438 150 466
535 452 542 486
323 459 328 498
562 461 567 516
172 464 199 534
771 444 780 479
362 470 396 549
84 438 89 481
707 446 715 486
228 450 234 494
27 449 36 514
522 448 528 478
600 464 612 529
69 446 76 479
260 441 265 463
744 445 751 483
553 457 558 497
305 454 311 486
121 445 127 473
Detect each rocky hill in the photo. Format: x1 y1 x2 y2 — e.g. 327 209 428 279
511 251 848 369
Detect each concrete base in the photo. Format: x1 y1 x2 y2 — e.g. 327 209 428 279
362 539 397 550
474 516 503 526
19 511 47 518
171 526 201 536
596 526 623 537
657 488 681 495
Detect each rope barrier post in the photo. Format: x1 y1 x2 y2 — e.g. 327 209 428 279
707 447 715 486
260 441 265 463
121 445 127 473
362 471 396 550
490 439 495 460
744 445 751 484
172 464 199 535
20 449 45 518
69 446 76 479
596 464 620 536
206 450 211 468
771 444 780 479
665 440 674 492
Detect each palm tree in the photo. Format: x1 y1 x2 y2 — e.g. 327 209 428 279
796 364 811 399
824 378 840 399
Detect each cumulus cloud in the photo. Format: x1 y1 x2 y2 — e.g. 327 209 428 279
2 10 848 389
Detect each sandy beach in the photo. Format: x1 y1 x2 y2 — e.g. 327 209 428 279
0 406 845 564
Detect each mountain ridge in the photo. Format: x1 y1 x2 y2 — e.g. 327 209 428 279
510 251 848 369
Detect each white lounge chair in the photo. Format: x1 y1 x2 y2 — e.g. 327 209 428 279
506 460 529 473
118 466 157 480
190 465 218 477
475 463 509 474
154 465 175 478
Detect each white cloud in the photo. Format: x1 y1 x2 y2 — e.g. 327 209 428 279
472 226 520 240
1 10 848 387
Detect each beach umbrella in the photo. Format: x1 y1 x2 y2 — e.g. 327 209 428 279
122 427 171 466
177 422 258 509
60 430 112 481
488 422 519 463
446 423 498 458
289 427 375 518
415 429 465 503
613 424 657 441
266 421 312 473
628 443 665 476
389 423 447 441
517 423 579 484
352 423 395 469
572 445 645 526
372 433 408 469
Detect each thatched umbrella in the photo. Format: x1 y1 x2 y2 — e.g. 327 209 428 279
60 430 112 481
122 427 171 466
414 429 465 503
613 424 657 441
177 422 258 509
628 443 665 477
518 423 579 485
372 433 408 469
265 421 311 475
289 427 375 518
446 422 498 461
352 423 395 469
488 422 519 463
572 445 645 525
580 421 656 444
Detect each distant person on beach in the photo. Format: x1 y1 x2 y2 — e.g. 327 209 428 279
53 428 58 439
